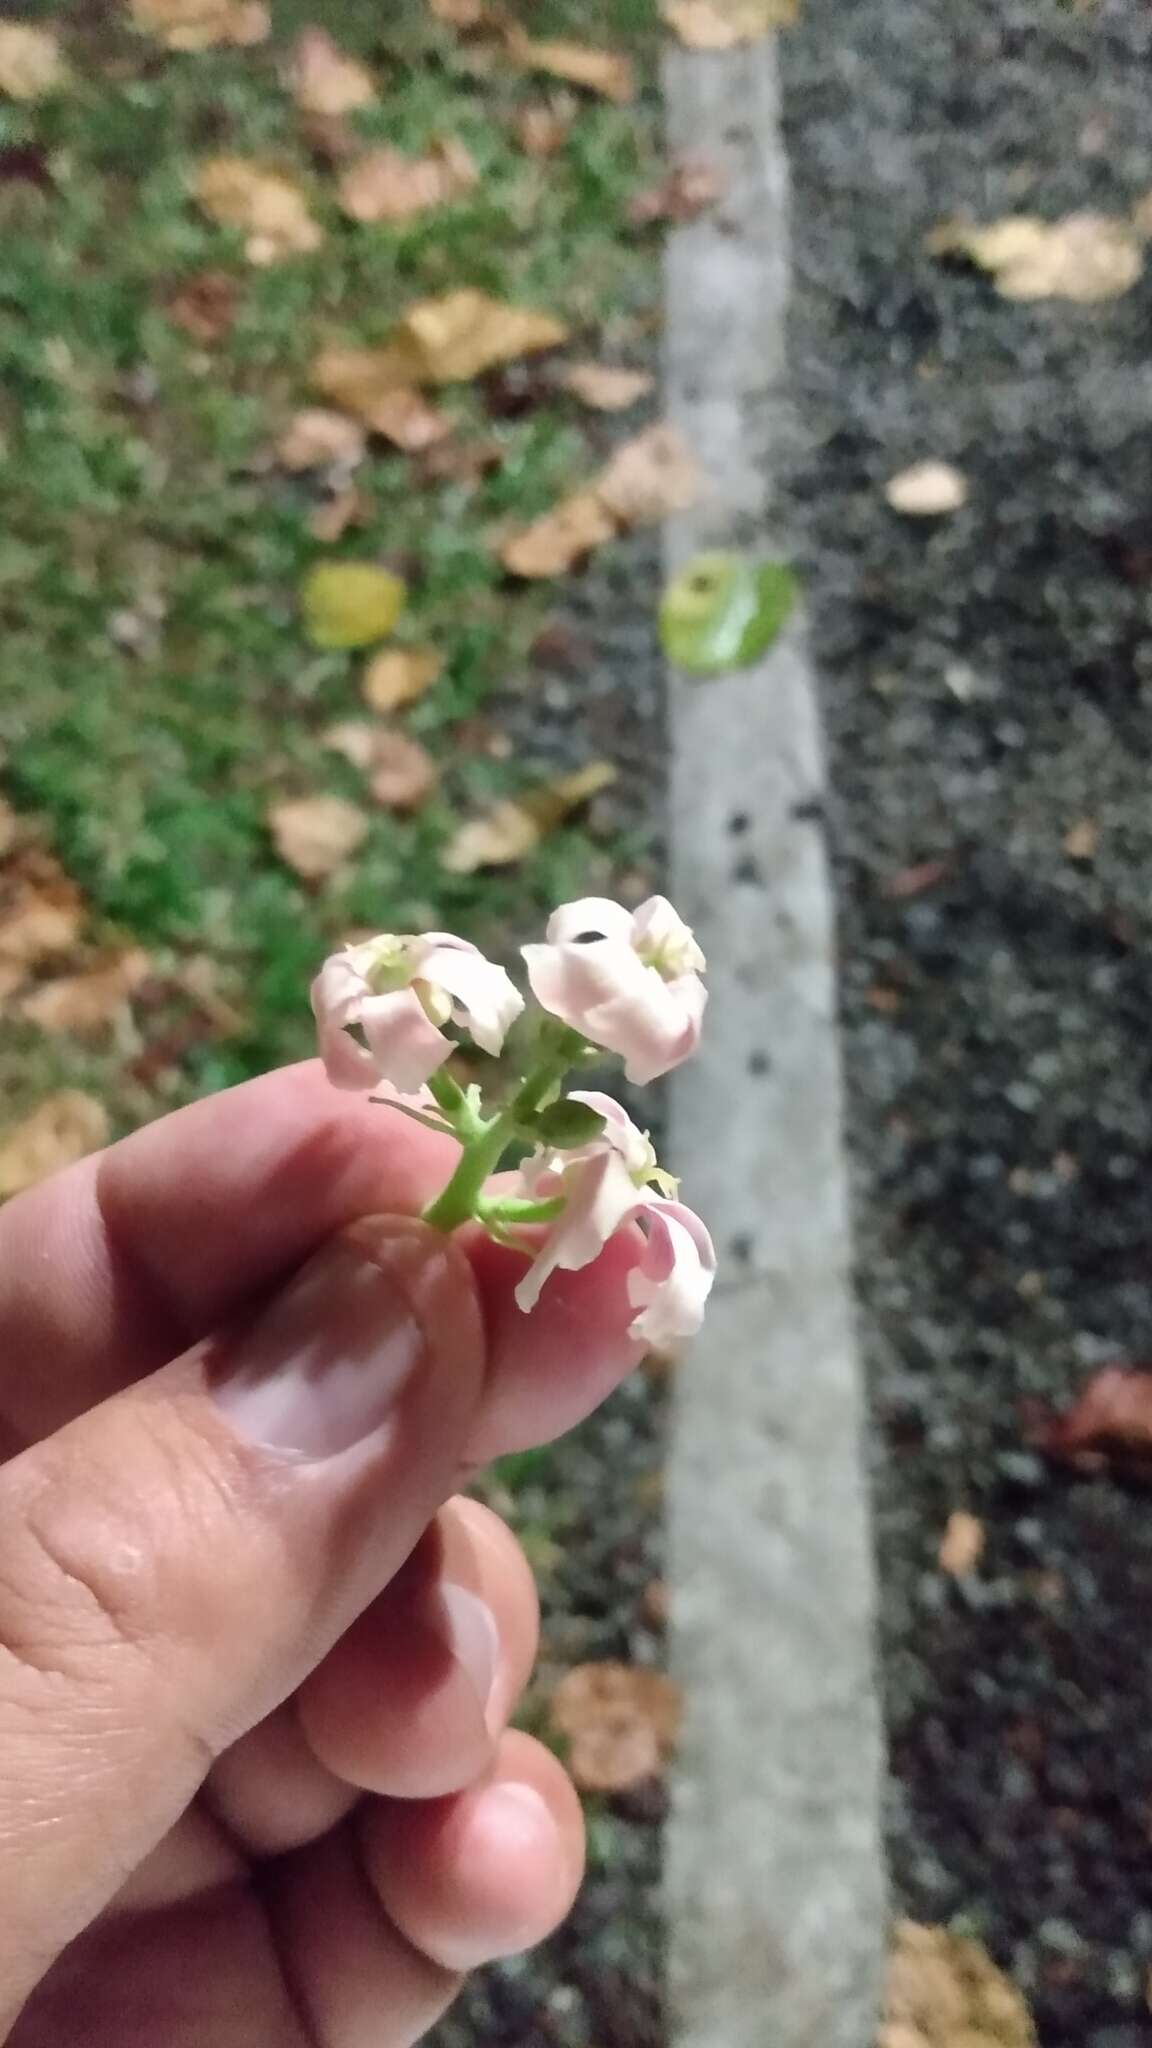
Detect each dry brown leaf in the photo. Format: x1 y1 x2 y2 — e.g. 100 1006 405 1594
401 288 568 384
507 30 634 103
193 158 322 265
276 407 366 472
0 22 68 100
0 1092 109 1201
362 647 442 713
268 795 368 880
596 424 700 526
163 269 240 345
937 1510 984 1579
320 723 438 811
548 1662 682 1794
500 489 617 578
0 797 16 860
428 0 496 24
307 484 369 543
556 362 654 412
880 857 951 900
880 1921 1036 2048
309 346 454 444
338 140 477 225
371 389 456 452
441 761 616 873
287 27 375 117
19 948 151 1036
1062 817 1099 861
0 849 85 998
927 212 1142 303
417 435 503 484
661 0 797 47
129 0 268 51
884 460 968 517
514 100 574 159
629 156 726 225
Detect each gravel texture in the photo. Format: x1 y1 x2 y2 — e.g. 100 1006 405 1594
780 2 1152 2040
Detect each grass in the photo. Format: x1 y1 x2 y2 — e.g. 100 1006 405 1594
0 0 663 1126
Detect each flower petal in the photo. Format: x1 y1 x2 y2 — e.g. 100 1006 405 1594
419 937 524 1057
544 896 637 947
627 1198 716 1347
514 1148 641 1313
567 1090 656 1178
631 893 706 976
359 988 452 1094
310 954 380 1089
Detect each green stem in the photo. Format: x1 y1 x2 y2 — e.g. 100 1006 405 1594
476 1195 566 1227
421 1032 585 1235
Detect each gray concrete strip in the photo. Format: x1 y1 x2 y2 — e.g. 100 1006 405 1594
662 37 888 2048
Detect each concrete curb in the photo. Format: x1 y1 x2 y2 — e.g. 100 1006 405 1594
662 37 888 2048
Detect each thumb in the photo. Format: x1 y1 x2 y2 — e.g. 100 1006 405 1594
0 1216 484 2029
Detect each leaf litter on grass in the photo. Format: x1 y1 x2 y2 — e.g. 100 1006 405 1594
337 141 478 226
548 1662 682 1795
0 1093 110 1200
286 28 375 118
193 158 323 264
501 425 699 577
267 795 369 881
128 0 269 49
442 761 617 873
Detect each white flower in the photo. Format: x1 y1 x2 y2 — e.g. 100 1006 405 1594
522 895 706 1084
311 931 523 1095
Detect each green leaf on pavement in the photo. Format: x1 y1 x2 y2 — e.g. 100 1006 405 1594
659 551 797 674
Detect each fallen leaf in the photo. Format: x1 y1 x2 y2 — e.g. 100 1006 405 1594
0 848 85 998
321 722 438 810
629 156 727 225
300 562 406 650
506 30 634 103
661 0 797 49
0 1092 109 1201
660 552 797 672
268 795 369 879
428 0 496 24
163 269 240 345
441 760 617 872
880 1920 1036 2048
881 858 951 901
338 139 477 225
362 646 442 713
192 158 322 265
548 1662 682 1794
927 212 1142 303
0 21 68 99
597 425 700 526
287 27 375 117
19 948 151 1036
307 484 369 543
514 100 574 158
500 489 617 578
556 362 654 411
1063 818 1098 861
298 111 360 165
938 1510 984 1578
416 434 503 483
0 797 16 859
400 288 568 384
884 460 968 517
276 408 367 472
129 0 268 50
1038 1364 1152 1475
310 346 454 445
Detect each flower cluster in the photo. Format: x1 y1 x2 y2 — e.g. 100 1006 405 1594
311 895 714 1346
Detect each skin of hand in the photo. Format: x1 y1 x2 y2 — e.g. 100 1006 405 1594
0 1061 645 2048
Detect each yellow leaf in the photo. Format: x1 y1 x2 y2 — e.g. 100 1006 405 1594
927 212 1142 303
548 1662 682 1794
19 948 151 1037
556 362 654 412
507 30 634 103
500 489 617 579
441 761 616 872
286 27 375 116
276 408 367 472
321 723 439 811
0 1092 109 1200
880 1921 1036 2048
596 425 700 526
129 0 268 50
0 21 68 99
361 647 442 713
300 562 406 650
1063 817 1099 861
400 288 568 384
338 140 477 225
192 157 322 265
884 460 968 517
661 0 797 47
268 795 368 880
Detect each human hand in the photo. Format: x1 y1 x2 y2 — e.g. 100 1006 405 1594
0 1061 644 2047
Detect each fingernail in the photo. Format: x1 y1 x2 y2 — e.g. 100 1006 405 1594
435 1583 500 1715
211 1237 423 1458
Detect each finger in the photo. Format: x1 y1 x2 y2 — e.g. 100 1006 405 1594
0 1216 484 2034
0 1061 455 1438
360 1730 585 1974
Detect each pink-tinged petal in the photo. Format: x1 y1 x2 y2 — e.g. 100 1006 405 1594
310 955 379 1090
627 1197 716 1348
514 1149 642 1313
567 1090 655 1177
631 895 706 975
359 988 451 1094
419 939 524 1057
522 934 647 1035
543 897 637 947
581 971 706 1085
